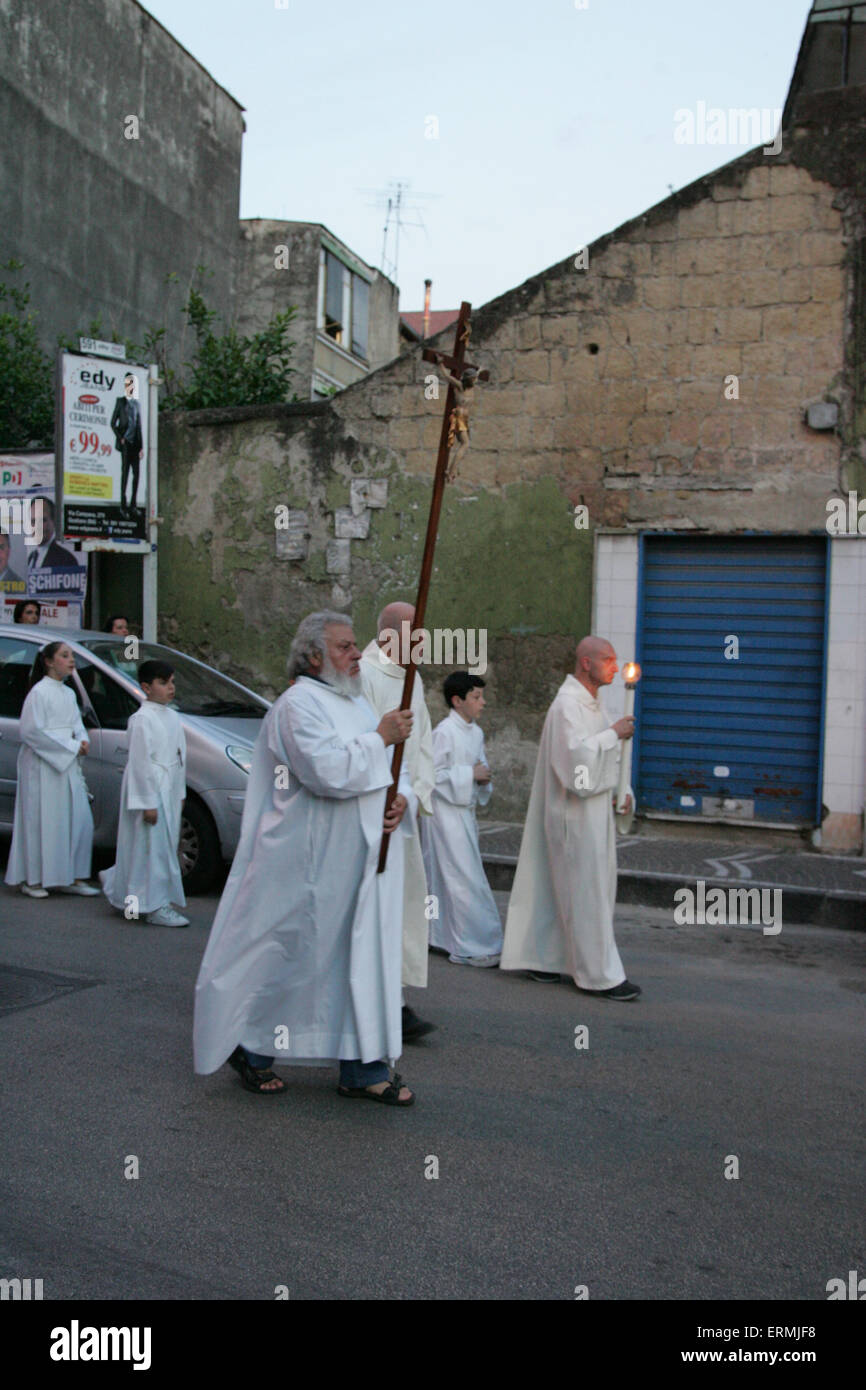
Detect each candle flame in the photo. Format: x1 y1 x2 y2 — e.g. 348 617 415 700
623 661 641 684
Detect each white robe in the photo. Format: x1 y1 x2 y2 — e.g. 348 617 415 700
360 640 435 989
423 710 503 960
500 675 626 990
193 675 414 1074
5 676 93 888
100 702 187 914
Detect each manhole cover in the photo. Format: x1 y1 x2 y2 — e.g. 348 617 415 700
0 964 101 1016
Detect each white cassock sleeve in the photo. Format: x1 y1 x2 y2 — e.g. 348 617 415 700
475 727 493 809
279 693 391 799
178 720 187 800
19 685 82 773
396 764 417 831
413 692 435 817
431 721 474 807
550 699 619 799
124 713 159 811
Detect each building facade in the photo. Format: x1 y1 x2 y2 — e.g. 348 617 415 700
0 0 244 359
235 221 401 400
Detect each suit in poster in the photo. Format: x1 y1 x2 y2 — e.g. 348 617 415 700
0 454 87 626
60 355 150 542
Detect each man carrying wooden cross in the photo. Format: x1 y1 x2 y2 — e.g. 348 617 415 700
193 611 418 1104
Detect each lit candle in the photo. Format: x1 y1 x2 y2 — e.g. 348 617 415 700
615 661 641 818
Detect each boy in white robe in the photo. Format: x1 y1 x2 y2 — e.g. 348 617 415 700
423 672 502 966
5 640 100 897
194 611 417 1105
100 659 188 927
500 636 640 1000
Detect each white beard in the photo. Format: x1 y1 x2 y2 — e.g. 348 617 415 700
319 654 362 698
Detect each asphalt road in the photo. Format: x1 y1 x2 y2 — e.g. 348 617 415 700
1 878 864 1301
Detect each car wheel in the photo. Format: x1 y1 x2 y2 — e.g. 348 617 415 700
179 796 221 895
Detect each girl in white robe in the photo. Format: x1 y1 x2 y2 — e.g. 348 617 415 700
423 673 503 965
100 659 187 925
5 641 98 896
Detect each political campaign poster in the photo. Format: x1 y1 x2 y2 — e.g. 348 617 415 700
0 453 87 626
59 353 150 543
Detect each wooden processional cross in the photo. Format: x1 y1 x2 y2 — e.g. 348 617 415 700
377 300 488 872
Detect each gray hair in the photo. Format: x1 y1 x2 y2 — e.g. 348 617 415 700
286 610 352 680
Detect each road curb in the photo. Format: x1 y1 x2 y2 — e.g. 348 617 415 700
483 856 866 931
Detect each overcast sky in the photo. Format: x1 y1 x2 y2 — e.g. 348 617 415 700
141 0 812 315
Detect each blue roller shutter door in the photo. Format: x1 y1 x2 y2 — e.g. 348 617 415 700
635 536 826 825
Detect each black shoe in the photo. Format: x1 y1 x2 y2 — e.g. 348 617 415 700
597 979 641 1001
402 1004 436 1042
528 970 561 983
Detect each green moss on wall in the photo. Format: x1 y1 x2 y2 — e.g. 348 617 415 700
353 476 592 642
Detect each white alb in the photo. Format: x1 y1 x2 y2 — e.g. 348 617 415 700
5 676 93 889
360 639 434 989
423 709 503 961
193 675 414 1074
100 700 187 915
500 675 628 990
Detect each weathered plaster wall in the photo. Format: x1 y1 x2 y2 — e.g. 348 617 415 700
235 222 320 397
158 132 861 823
157 396 588 821
0 0 243 357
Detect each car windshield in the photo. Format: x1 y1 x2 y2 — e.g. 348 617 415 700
77 640 269 717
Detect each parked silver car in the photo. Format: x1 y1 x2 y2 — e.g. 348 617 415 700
0 628 269 892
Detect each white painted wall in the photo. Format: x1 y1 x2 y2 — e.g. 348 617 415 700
821 536 866 829
592 532 639 721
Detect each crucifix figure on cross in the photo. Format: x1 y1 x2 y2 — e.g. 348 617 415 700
424 332 489 482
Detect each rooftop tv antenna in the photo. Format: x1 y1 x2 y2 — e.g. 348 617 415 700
361 179 438 283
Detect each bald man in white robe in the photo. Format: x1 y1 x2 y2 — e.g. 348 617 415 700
500 636 641 1000
361 601 436 1042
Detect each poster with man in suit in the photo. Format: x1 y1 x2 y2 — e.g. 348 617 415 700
0 455 86 626
60 354 150 543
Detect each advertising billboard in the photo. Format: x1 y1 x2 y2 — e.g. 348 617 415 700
59 353 150 543
0 453 87 626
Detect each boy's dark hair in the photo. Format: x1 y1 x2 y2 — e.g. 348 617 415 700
138 659 174 685
443 671 485 708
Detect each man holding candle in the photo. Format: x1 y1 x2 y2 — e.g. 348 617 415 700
500 636 641 1000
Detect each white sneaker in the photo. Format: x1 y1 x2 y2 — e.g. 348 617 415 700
145 905 190 927
21 884 49 899
60 881 101 896
448 953 501 968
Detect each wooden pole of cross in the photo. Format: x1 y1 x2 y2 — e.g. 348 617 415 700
376 300 488 872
